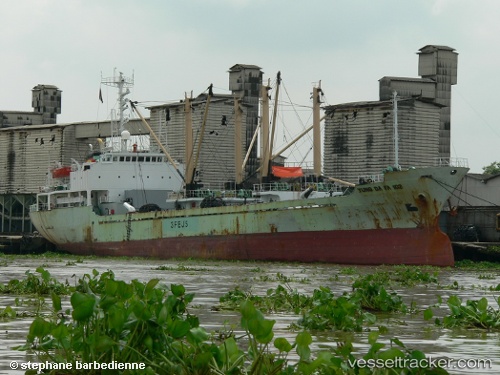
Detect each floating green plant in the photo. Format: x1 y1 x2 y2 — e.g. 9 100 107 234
0 267 72 295
426 295 500 329
352 274 407 313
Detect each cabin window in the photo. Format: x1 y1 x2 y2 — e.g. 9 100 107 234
119 156 125 162
125 156 131 162
131 157 137 162
113 156 118 162
151 157 157 162
145 157 150 162
138 156 144 162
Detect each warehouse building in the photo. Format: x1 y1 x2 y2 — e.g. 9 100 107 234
324 45 458 183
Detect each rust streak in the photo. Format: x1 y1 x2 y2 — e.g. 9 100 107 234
84 226 92 243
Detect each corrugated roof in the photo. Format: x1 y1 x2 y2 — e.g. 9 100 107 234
32 84 60 90
324 97 443 112
0 110 42 115
147 93 233 110
379 76 436 83
418 45 456 53
324 100 392 111
228 64 262 71
467 173 500 183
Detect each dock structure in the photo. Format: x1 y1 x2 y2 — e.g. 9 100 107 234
0 234 22 249
453 242 500 262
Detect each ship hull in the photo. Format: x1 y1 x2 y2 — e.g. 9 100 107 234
58 226 453 266
30 166 468 266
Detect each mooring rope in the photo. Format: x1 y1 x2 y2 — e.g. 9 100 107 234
429 176 500 208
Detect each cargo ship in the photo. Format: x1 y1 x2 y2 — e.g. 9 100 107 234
30 159 467 265
29 73 468 266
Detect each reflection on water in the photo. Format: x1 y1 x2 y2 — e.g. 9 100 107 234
0 256 499 374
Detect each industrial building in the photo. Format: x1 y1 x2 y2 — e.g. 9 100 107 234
323 45 458 183
1 84 62 127
447 173 500 242
0 116 148 234
147 64 263 188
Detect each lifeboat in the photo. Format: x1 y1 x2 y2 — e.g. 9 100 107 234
51 166 71 178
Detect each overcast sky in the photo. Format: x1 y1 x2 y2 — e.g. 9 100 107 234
1 0 499 173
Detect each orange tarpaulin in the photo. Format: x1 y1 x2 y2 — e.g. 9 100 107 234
272 166 304 178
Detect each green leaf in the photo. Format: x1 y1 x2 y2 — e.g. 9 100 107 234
144 335 153 351
424 307 434 320
2 306 16 318
477 297 488 312
107 304 126 333
367 331 379 345
193 351 213 369
274 337 293 353
184 293 195 304
409 349 426 361
70 292 96 322
391 337 405 348
95 334 115 352
296 331 312 361
219 337 244 366
28 317 53 340
171 284 185 297
51 292 62 312
254 318 275 344
51 324 71 349
187 327 209 345
157 304 168 325
145 279 160 294
240 299 257 320
447 295 462 307
170 319 191 339
377 347 405 361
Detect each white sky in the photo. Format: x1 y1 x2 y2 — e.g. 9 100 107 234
1 0 499 173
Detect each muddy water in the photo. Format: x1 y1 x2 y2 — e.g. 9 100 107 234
0 255 499 374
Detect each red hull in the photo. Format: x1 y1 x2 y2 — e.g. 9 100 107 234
60 226 454 266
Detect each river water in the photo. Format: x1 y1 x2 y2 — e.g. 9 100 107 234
0 254 499 374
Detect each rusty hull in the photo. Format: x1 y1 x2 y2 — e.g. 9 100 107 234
30 166 468 266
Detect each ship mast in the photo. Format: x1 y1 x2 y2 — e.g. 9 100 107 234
184 92 194 185
312 81 323 177
260 80 271 180
267 71 281 179
101 69 134 151
234 96 244 185
189 84 213 187
392 91 400 170
253 80 326 176
130 102 185 182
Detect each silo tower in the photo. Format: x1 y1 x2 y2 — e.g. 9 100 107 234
31 84 62 124
418 45 458 160
228 64 263 177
